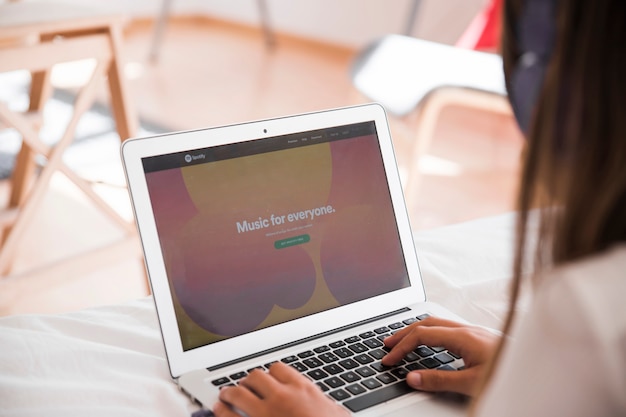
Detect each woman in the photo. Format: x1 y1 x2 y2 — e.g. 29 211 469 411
213 0 626 415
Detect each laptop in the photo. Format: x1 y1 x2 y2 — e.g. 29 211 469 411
122 103 467 416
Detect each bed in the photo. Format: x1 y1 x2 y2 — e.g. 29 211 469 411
0 213 522 416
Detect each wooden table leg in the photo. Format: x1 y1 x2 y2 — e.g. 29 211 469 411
8 68 52 208
106 23 138 141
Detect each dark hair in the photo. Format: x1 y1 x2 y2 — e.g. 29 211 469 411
474 0 626 408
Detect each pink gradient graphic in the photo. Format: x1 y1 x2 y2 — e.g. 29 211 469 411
145 134 409 350
321 137 406 302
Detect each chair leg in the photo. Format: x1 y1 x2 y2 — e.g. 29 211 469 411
404 0 423 36
403 95 447 215
257 0 276 48
149 0 173 63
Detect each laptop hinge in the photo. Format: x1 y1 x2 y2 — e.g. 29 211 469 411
207 307 411 371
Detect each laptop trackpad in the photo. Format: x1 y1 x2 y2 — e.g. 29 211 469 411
380 392 467 417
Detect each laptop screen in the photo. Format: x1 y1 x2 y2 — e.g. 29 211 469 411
141 121 410 351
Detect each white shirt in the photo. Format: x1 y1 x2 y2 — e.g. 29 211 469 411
475 245 626 417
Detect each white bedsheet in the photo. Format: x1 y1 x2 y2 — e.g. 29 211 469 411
0 213 520 416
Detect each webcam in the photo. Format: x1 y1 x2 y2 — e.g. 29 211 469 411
263 128 267 134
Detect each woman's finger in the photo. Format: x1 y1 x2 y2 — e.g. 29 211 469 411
267 361 308 385
414 316 469 328
406 367 482 397
238 368 280 399
382 325 470 366
218 384 264 417
384 316 467 348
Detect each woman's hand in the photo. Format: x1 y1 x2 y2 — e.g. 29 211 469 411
382 316 500 397
214 362 349 417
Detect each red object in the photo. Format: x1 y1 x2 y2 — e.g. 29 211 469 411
456 0 502 51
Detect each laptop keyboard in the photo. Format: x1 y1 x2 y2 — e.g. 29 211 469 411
210 314 465 413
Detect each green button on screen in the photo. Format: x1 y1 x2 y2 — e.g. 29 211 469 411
274 234 310 249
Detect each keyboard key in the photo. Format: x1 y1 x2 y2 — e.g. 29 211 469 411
370 362 391 373
323 364 344 375
363 338 384 349
211 377 230 386
346 383 367 396
313 346 330 353
448 351 462 359
369 349 386 360
281 355 298 364
329 388 350 401
319 352 339 363
416 313 430 320
438 364 456 371
329 340 346 348
388 322 404 330
348 343 368 354
316 381 329 392
355 366 376 378
420 357 440 369
415 346 435 357
298 350 315 358
431 346 446 353
374 326 390 334
230 371 247 380
402 318 417 325
307 369 329 380
264 361 278 369
339 371 361 383
290 362 308 372
247 366 264 373
324 376 345 388
361 378 383 390
404 352 420 362
359 331 376 339
343 381 413 412
376 372 398 384
391 367 409 379
345 336 360 343
333 347 353 358
406 362 426 371
338 358 359 369
377 334 391 342
303 357 324 369
354 354 375 365
434 352 455 364
375 357 405 369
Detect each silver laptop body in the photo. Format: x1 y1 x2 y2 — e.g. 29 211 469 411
122 104 466 416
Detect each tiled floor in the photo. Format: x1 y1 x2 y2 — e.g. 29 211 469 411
0 17 524 315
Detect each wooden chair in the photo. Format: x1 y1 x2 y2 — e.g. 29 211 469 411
350 35 513 214
0 2 145 289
